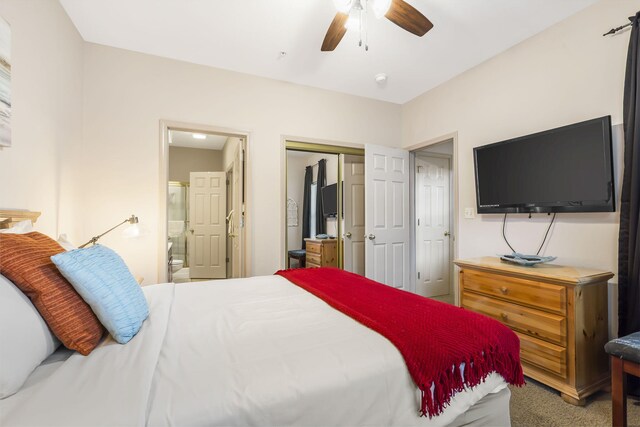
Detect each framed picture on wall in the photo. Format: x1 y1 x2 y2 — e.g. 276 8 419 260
0 15 11 148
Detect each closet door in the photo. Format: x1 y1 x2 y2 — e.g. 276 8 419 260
364 144 410 289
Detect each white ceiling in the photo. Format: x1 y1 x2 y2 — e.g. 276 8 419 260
169 130 227 150
60 0 597 104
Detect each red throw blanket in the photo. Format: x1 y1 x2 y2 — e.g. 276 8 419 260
276 267 524 418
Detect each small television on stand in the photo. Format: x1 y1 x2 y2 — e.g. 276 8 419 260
473 116 615 214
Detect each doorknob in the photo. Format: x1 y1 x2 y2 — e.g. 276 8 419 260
367 234 376 240
190 229 194 234
444 231 451 237
344 232 352 238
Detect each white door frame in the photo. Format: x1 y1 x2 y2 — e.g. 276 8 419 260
406 132 460 305
159 120 251 282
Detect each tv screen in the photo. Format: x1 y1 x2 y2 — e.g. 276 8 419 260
321 183 338 217
474 116 614 214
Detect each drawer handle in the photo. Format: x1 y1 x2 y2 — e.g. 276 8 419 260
500 312 509 321
500 286 509 294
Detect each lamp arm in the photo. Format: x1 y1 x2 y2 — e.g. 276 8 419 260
79 218 130 248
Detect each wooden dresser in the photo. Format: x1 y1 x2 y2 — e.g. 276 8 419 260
454 257 613 405
304 238 337 268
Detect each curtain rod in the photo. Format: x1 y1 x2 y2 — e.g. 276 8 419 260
307 158 327 168
603 16 635 36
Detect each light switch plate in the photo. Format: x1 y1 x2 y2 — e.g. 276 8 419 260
464 207 475 219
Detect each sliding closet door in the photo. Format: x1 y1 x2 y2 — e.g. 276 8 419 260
364 144 410 290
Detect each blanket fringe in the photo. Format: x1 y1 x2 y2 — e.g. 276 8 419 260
419 346 525 418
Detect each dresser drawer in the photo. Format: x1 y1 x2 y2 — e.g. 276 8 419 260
306 242 321 255
462 270 566 314
462 292 566 346
518 332 567 378
306 253 321 266
306 261 321 268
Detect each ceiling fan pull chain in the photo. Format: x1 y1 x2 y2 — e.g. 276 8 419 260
364 0 369 51
359 5 363 47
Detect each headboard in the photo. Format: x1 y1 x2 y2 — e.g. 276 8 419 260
0 210 41 229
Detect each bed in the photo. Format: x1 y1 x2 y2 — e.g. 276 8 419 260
0 212 517 426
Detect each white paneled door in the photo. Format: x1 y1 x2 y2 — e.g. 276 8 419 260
189 171 227 279
364 144 410 289
343 154 365 276
415 156 451 297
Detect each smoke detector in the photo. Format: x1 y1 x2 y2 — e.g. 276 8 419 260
374 73 388 84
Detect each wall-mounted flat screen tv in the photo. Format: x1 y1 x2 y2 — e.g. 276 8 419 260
321 183 338 217
474 116 614 214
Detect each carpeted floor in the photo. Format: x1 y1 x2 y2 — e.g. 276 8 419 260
510 378 640 427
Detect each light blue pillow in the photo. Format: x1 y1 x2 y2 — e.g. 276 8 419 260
51 245 149 344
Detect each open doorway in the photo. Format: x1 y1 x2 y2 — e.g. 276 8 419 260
161 123 247 283
411 138 456 304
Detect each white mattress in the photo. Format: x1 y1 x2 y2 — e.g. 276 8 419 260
1 275 508 426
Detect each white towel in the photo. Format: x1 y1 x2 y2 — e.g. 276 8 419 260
168 221 185 237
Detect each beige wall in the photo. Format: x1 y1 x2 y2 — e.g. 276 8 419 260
0 0 84 241
168 146 223 182
81 43 402 282
402 0 638 280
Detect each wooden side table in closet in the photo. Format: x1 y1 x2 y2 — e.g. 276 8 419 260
304 238 337 268
454 257 613 405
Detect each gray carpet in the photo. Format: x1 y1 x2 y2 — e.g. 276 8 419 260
510 379 640 427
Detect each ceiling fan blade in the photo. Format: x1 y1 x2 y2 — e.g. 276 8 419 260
321 12 349 51
385 0 433 37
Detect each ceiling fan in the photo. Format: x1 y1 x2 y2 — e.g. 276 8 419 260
321 0 433 51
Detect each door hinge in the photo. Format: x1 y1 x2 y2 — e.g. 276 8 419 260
226 257 230 263
417 218 420 226
417 271 421 279
226 179 230 185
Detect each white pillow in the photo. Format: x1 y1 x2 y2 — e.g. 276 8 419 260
0 220 33 234
56 234 77 251
0 274 60 398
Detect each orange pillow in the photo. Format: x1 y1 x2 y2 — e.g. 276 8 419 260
0 232 104 355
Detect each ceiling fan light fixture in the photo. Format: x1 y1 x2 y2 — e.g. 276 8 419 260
345 10 361 31
322 0 433 52
371 0 392 19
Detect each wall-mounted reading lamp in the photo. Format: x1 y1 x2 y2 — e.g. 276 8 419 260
79 215 141 248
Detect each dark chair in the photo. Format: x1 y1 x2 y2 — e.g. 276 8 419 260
287 250 306 268
605 332 640 427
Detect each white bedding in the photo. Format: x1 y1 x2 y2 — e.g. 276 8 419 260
1 275 508 426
